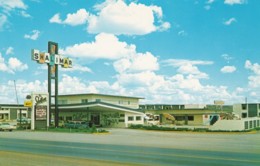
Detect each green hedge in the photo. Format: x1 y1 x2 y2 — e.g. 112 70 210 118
129 124 192 131
36 126 108 134
129 124 254 132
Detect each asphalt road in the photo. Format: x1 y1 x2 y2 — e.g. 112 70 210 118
0 129 260 166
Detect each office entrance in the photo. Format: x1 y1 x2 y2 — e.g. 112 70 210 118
91 114 100 126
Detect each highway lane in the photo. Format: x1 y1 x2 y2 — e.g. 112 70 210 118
0 137 259 166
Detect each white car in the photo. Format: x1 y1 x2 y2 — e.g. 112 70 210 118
0 123 16 131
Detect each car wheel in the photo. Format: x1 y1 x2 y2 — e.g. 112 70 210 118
9 129 13 132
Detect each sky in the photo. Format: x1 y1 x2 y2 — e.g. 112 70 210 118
0 0 260 105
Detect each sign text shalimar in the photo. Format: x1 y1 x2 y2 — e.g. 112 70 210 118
31 49 72 68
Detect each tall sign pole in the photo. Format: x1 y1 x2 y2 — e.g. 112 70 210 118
48 42 59 127
31 41 72 128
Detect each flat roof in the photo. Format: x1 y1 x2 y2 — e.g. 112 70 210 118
58 93 144 99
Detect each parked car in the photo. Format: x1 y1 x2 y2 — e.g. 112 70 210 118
64 121 89 129
0 123 16 131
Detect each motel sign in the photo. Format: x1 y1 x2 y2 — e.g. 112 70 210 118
31 41 72 128
31 49 72 68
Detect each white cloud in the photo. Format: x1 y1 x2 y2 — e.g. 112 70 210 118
62 33 159 74
178 30 187 36
0 0 27 11
49 9 89 26
38 63 92 74
113 69 244 104
116 71 165 87
24 30 40 40
224 0 246 5
169 74 203 91
163 59 213 79
223 18 236 25
164 59 213 67
250 91 257 97
6 47 14 55
61 33 136 59
60 64 92 73
245 60 260 88
207 0 215 4
0 1 30 30
245 60 260 75
20 10 31 18
113 52 159 73
49 13 62 24
235 87 244 93
221 54 233 63
0 53 28 74
0 53 9 72
49 0 170 35
88 0 170 35
247 75 260 88
204 0 215 10
8 57 28 72
0 79 48 104
0 14 8 30
220 66 236 73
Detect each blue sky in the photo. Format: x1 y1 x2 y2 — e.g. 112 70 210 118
0 0 260 104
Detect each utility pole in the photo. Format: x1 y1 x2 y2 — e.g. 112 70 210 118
14 80 22 129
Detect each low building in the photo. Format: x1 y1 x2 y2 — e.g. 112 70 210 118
0 104 29 122
55 93 145 128
140 104 233 126
1 95 259 131
233 103 260 118
209 103 260 131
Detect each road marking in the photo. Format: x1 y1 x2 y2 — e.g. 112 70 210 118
0 140 259 164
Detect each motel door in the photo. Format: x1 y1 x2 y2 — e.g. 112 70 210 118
91 114 100 126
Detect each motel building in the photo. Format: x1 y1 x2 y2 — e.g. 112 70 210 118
0 93 260 131
55 93 145 128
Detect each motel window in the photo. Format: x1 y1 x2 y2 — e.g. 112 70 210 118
120 114 125 117
188 116 194 121
249 121 253 128
257 120 260 127
128 116 134 121
254 120 257 128
244 121 248 130
242 104 247 110
242 113 247 118
58 100 67 105
81 99 88 103
136 116 142 121
119 119 125 122
175 116 185 121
